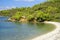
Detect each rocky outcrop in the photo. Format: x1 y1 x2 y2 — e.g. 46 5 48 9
8 18 16 22
19 18 28 22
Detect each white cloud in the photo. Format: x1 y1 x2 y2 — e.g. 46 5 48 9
24 0 35 2
0 6 16 10
14 0 35 2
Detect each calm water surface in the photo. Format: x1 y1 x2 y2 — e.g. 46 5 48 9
0 17 56 40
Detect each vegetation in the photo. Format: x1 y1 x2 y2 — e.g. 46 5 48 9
0 0 60 22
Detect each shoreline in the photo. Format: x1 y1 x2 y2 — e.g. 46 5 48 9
31 21 60 40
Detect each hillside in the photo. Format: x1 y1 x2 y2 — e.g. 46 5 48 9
0 0 60 22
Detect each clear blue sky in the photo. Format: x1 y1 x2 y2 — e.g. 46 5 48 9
0 0 46 10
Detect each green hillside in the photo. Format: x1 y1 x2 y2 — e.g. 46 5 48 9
0 0 60 22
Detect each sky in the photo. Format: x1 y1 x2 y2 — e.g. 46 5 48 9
0 0 46 10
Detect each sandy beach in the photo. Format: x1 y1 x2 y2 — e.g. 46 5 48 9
31 21 60 40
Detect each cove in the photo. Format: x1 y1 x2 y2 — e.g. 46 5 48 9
0 17 56 40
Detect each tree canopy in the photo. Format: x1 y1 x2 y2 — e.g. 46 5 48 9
0 0 60 22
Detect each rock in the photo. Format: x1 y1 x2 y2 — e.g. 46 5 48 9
19 18 28 22
8 18 16 22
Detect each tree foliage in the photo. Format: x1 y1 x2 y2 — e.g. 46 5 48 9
0 0 60 22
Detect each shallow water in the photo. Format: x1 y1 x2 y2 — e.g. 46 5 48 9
0 17 55 40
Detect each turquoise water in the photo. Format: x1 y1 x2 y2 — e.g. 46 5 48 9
0 17 55 40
